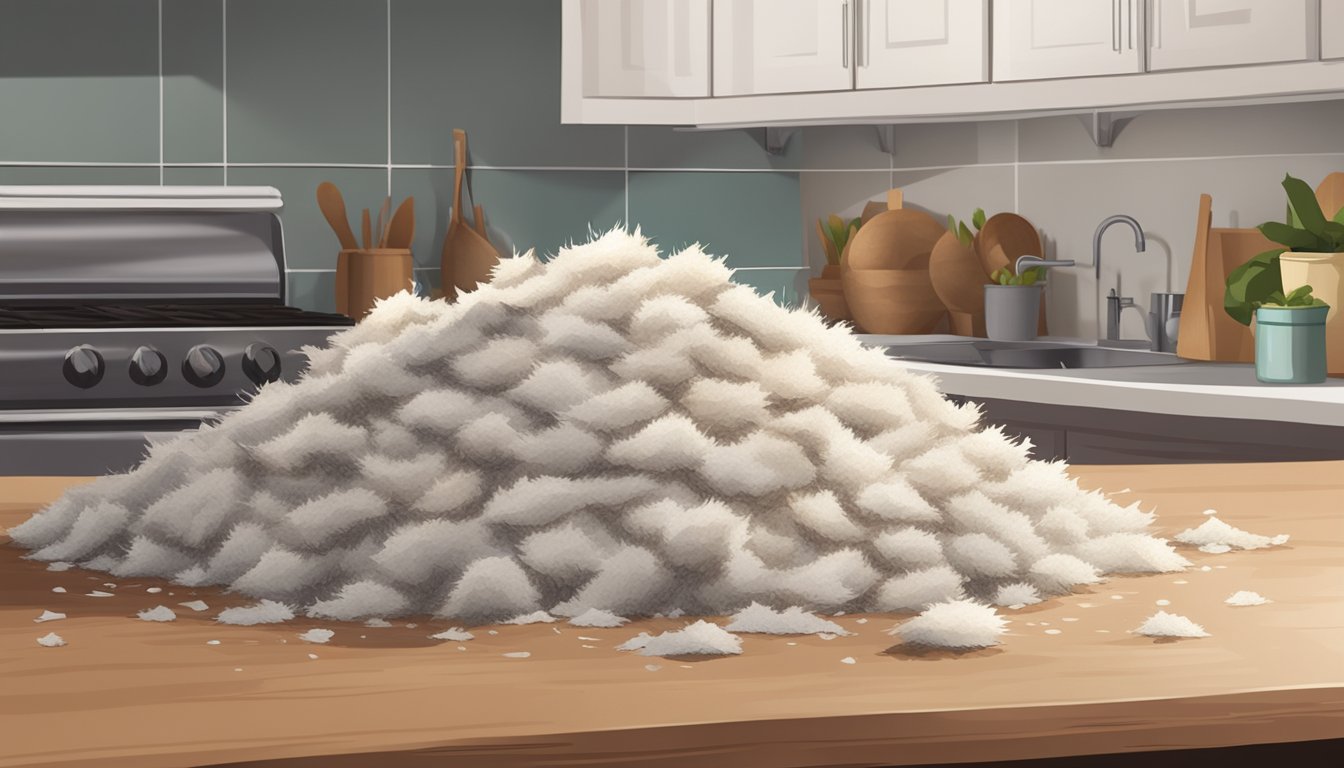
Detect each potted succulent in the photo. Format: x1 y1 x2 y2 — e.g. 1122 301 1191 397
1224 173 1341 383
984 262 1046 341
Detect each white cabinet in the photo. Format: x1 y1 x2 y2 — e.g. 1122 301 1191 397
992 0 1144 82
713 0 854 96
1147 0 1315 71
856 0 989 89
580 0 711 97
1321 0 1344 59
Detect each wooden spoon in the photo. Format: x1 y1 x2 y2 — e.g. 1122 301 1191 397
976 213 1042 276
474 204 489 242
375 196 392 248
316 182 358 250
383 197 416 250
361 209 371 250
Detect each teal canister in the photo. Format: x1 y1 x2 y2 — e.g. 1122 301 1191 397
1254 305 1329 384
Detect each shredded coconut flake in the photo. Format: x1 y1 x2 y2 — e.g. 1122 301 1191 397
34 610 66 623
137 605 176 622
568 608 629 628
429 627 475 641
298 628 334 644
1133 611 1209 638
37 632 65 647
216 600 295 626
1225 591 1270 607
724 603 848 636
626 621 743 657
1175 517 1289 551
890 600 1006 649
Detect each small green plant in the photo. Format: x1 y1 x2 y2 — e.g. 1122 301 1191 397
821 214 861 266
1225 174 1344 325
946 207 986 248
989 264 1045 286
1259 283 1328 309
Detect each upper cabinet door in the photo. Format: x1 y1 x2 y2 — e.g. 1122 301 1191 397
714 0 855 96
992 0 1144 82
1147 0 1315 71
1326 0 1344 59
581 0 711 97
856 0 989 89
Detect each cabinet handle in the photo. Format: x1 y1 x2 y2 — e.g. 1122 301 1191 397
1127 0 1134 49
1112 0 1120 52
842 1 850 68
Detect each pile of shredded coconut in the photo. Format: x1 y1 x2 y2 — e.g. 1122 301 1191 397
11 228 1192 651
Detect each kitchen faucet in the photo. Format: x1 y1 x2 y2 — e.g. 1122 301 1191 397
1093 215 1147 343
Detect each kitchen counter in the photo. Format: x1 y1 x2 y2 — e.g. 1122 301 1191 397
859 335 1344 427
2 465 1343 768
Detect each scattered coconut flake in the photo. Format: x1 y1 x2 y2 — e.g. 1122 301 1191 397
487 630 498 636
1200 566 1212 572
724 603 848 636
299 628 334 644
1199 543 1232 554
1155 599 1170 606
568 608 629 628
1096 629 1110 634
364 618 392 628
1173 580 1188 585
1133 611 1209 638
34 610 66 623
631 621 742 657
582 644 597 649
51 587 66 594
644 664 661 672
577 635 601 642
103 583 116 589
1175 517 1288 550
178 600 209 612
233 668 243 672
817 632 838 641
86 591 113 598
147 587 162 594
890 600 1006 649
503 610 557 625
307 653 319 660
138 605 176 622
457 646 467 651
855 618 868 624
1044 629 1062 635
429 627 474 642
37 632 66 647
1078 602 1095 608
1110 595 1124 600
217 600 295 626
502 651 531 658
840 656 856 664
786 641 797 646
1225 591 1270 607
46 562 73 572
1203 509 1218 516
1062 617 1079 622
206 640 221 645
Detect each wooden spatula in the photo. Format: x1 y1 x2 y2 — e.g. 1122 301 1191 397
361 209 371 250
383 197 415 250
375 196 391 248
316 182 358 250
440 129 502 299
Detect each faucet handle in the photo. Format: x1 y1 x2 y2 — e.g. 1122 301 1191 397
1015 255 1076 274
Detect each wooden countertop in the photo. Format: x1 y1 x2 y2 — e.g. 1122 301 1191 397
2 463 1342 768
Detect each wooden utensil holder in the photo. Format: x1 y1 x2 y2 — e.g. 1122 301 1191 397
342 248 413 320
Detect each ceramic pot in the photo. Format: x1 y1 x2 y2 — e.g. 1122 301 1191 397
984 284 1042 341
840 267 945 334
1254 304 1328 384
1279 251 1344 375
808 264 852 322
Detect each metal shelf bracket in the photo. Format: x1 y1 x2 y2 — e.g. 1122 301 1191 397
763 127 799 155
1085 111 1138 148
875 125 896 156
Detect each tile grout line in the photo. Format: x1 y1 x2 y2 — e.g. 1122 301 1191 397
624 126 630 226
222 0 228 185
1013 119 1020 213
158 0 164 186
386 0 392 196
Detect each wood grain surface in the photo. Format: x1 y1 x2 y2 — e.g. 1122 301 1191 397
1 462 1342 768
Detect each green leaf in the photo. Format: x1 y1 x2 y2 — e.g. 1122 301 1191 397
1284 174 1329 237
958 222 974 248
972 208 986 230
1260 220 1330 251
1334 206 1344 225
1224 248 1285 325
947 214 957 233
1284 284 1313 305
1020 267 1043 286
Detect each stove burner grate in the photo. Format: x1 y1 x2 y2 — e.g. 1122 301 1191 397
0 303 353 330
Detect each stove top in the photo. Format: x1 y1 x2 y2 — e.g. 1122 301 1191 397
0 302 353 330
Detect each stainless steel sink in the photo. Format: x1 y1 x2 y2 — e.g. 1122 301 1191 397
882 340 1189 369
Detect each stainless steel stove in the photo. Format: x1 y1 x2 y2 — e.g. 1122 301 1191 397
0 186 354 475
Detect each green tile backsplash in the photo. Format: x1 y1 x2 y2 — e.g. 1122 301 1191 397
0 0 807 311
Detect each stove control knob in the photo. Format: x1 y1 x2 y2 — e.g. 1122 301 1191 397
182 345 226 388
242 343 283 385
129 346 168 386
63 345 105 389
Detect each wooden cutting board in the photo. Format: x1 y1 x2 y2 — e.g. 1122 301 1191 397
1176 193 1270 363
